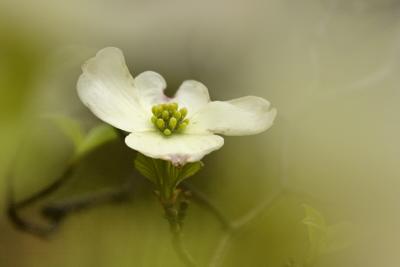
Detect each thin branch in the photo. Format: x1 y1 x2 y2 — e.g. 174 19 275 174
6 202 57 238
41 181 134 223
12 163 75 209
172 231 197 267
209 232 233 267
232 189 282 229
208 189 283 267
6 126 130 238
182 182 233 230
6 159 134 237
6 163 75 237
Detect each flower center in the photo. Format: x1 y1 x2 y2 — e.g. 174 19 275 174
151 102 189 136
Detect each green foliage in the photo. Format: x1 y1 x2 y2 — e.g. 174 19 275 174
75 124 119 159
134 153 203 197
302 204 354 266
47 115 85 149
48 115 118 161
134 153 158 184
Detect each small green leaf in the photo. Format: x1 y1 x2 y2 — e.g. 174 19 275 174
302 204 327 229
302 204 354 266
134 153 203 192
47 115 84 149
75 124 118 159
302 204 328 265
134 153 159 184
163 161 203 188
46 115 118 160
178 161 204 182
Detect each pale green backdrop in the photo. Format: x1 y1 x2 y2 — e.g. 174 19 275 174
1 0 399 266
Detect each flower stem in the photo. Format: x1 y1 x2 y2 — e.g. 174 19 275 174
160 189 197 267
172 230 197 267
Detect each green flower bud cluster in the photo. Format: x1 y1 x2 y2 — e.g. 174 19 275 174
151 102 189 136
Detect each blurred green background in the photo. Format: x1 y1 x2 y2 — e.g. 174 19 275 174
1 0 400 266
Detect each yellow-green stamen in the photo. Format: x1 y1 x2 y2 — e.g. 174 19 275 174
151 102 190 136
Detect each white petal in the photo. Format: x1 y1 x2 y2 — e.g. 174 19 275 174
125 132 224 165
187 96 277 136
134 71 168 113
173 80 210 116
77 47 151 132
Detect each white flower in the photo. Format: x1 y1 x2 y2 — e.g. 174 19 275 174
77 47 277 165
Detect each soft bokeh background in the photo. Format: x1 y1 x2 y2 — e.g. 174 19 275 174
1 0 400 266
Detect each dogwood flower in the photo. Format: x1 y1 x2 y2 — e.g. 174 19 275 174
77 47 277 165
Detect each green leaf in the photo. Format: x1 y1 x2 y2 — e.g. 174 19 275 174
46 115 118 160
134 153 159 184
302 204 328 265
178 161 204 182
134 153 203 190
47 115 85 149
302 204 354 266
75 124 118 159
302 204 327 229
